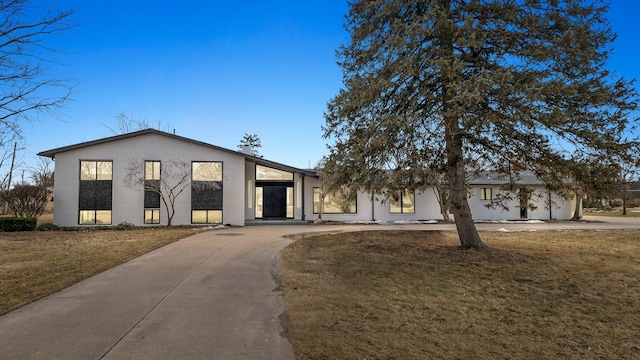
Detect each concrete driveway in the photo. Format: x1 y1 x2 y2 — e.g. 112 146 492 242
0 217 638 359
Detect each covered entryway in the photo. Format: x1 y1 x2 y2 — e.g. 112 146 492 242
255 165 294 220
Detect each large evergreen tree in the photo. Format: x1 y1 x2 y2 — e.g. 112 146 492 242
323 0 638 249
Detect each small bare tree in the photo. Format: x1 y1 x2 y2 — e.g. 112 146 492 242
123 159 191 226
2 184 48 217
104 113 172 135
29 157 53 189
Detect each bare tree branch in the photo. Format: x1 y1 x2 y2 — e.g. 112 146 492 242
0 0 76 138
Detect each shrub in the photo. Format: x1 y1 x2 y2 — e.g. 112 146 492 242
36 223 59 231
0 217 37 232
2 185 49 217
114 222 135 230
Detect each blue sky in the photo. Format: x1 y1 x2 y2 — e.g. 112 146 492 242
22 1 640 171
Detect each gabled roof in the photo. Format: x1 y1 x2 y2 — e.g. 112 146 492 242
38 128 318 177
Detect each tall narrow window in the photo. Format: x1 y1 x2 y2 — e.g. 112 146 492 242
247 180 253 209
144 161 161 224
390 189 415 214
296 179 302 209
79 160 113 224
480 188 492 200
287 187 294 218
255 186 263 218
191 162 223 224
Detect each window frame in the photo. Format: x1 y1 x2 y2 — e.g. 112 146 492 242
191 210 223 224
78 160 113 225
143 161 161 224
191 161 223 224
144 209 160 224
80 160 113 181
192 161 222 181
256 164 293 181
480 187 493 200
390 189 415 214
79 210 112 225
144 160 161 181
312 187 357 214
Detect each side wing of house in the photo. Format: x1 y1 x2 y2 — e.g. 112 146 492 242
50 132 246 227
468 184 574 221
301 175 574 222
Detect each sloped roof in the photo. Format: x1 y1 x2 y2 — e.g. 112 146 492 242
38 128 318 177
468 172 545 186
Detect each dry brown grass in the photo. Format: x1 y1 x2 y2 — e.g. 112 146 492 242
0 227 204 315
282 230 640 360
36 212 54 225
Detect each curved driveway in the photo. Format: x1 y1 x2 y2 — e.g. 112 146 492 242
0 216 638 359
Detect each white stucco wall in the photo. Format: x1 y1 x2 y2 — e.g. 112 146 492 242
303 178 445 222
300 179 574 222
467 185 574 220
51 133 246 227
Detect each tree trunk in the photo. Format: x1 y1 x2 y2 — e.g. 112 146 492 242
572 192 583 220
440 0 486 249
440 207 451 222
445 116 486 249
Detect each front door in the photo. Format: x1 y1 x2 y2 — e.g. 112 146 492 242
519 188 529 219
263 186 287 219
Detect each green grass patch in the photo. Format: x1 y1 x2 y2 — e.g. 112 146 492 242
282 230 640 359
584 210 640 217
0 227 205 315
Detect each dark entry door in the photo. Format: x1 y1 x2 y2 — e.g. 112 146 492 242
263 186 287 219
519 190 528 219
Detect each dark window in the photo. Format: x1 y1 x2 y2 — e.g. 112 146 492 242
191 162 223 224
79 160 113 225
144 161 161 224
144 182 161 208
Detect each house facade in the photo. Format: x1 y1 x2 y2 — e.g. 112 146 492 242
468 173 576 221
39 129 575 227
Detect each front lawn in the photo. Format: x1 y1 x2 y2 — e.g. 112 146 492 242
584 210 640 217
0 227 204 315
282 230 640 359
